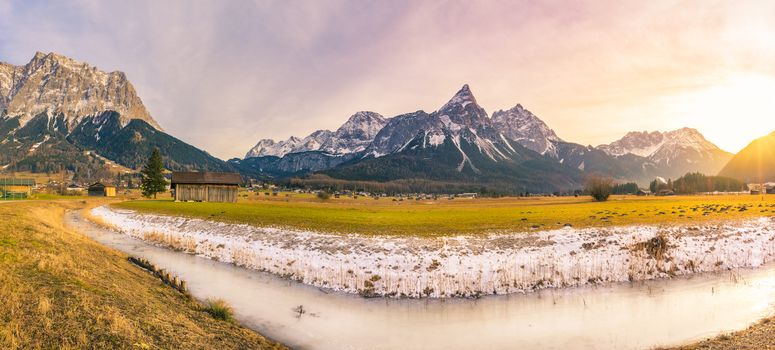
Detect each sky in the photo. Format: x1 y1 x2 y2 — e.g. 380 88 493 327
1 0 774 159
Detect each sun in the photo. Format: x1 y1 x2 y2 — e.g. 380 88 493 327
666 73 775 153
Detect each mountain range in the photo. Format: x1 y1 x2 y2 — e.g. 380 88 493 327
1 52 768 191
236 84 736 191
0 52 231 178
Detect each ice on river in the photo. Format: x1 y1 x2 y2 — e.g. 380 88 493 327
92 206 775 298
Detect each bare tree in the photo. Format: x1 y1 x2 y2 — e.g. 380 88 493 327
585 175 613 202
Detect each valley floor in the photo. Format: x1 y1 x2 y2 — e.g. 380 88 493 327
0 200 285 349
94 198 775 298
114 194 775 236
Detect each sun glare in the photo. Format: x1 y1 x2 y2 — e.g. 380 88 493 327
667 73 775 153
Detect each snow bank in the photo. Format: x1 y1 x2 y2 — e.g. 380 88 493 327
92 206 775 298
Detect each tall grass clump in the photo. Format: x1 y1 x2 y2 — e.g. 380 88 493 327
203 298 234 322
316 190 331 201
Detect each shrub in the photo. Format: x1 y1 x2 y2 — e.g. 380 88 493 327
585 176 613 202
203 298 234 322
316 191 331 201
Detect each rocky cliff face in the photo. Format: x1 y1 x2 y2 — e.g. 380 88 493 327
0 52 160 130
0 52 230 175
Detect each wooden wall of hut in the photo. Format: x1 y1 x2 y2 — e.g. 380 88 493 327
175 184 237 203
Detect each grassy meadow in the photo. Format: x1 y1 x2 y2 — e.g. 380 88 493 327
0 200 285 349
114 192 775 236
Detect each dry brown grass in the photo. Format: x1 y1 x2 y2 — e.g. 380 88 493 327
0 200 286 349
667 316 775 349
141 231 198 253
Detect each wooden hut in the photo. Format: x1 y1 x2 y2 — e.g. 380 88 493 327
88 182 116 197
0 178 35 198
171 172 241 203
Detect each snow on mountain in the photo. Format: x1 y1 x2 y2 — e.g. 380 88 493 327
597 130 666 157
245 111 386 158
365 85 493 161
598 128 729 164
594 127 733 180
242 83 732 184
436 84 490 130
492 104 563 157
366 110 442 157
0 52 160 130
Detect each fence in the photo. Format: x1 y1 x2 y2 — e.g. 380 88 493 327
0 178 35 200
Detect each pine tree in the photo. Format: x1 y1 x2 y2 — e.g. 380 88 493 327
140 148 167 198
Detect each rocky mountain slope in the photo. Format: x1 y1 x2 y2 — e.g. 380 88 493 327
492 104 562 157
0 52 160 130
718 130 775 183
0 52 230 175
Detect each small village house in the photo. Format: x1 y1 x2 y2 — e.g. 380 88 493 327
656 189 675 196
0 178 35 198
88 182 117 197
750 183 775 195
65 184 85 194
171 172 241 203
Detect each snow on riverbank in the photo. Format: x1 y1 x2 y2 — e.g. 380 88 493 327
91 205 775 298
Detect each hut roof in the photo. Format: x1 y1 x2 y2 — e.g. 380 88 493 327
89 182 115 189
171 172 241 185
0 178 35 186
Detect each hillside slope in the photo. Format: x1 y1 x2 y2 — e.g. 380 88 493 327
718 130 775 183
0 200 284 349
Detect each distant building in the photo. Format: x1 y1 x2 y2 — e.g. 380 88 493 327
0 178 35 198
457 193 478 198
748 183 775 195
656 189 675 196
65 184 85 194
636 189 651 196
171 172 241 203
88 182 116 197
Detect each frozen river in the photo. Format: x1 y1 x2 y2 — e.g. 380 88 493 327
67 210 775 350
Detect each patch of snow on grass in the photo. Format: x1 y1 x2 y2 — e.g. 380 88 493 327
92 206 775 298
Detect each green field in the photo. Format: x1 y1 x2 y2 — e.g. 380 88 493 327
114 194 775 236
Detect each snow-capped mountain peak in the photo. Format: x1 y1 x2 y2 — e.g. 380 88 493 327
440 84 476 110
334 111 386 140
437 84 489 129
596 127 732 176
491 104 563 157
244 111 387 158
598 127 723 160
596 130 665 157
